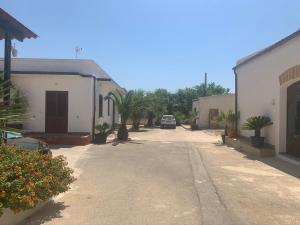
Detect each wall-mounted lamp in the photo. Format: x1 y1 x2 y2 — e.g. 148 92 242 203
272 99 276 106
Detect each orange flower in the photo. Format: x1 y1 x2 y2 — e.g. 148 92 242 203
0 191 6 198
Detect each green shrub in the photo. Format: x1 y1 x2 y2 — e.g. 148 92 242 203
243 116 272 137
173 111 185 125
0 145 75 216
95 122 110 135
187 111 199 125
218 110 239 130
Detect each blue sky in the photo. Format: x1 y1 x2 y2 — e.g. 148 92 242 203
2 0 300 92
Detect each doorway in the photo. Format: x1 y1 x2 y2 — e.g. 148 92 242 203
45 91 68 133
287 82 300 157
209 109 219 129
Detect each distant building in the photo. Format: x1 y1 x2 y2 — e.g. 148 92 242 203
192 94 235 129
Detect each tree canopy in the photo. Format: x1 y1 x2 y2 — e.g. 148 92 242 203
130 81 230 127
145 82 229 116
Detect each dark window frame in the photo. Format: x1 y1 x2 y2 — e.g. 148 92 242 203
99 94 103 117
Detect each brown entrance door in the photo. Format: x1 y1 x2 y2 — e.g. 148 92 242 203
287 81 300 157
209 109 219 129
45 91 68 133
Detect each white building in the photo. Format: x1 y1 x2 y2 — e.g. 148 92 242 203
234 29 300 157
192 94 235 129
0 58 124 143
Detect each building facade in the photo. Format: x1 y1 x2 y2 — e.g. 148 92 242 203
192 94 235 129
0 58 123 139
234 29 300 157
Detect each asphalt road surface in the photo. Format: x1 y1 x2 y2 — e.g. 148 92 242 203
21 127 300 225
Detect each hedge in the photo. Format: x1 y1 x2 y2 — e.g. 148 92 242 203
0 144 75 216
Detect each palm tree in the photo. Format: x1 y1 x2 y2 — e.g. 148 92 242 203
130 90 146 131
0 78 28 144
0 79 28 128
188 111 199 130
106 90 133 141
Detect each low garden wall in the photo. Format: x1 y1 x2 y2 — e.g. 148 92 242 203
0 144 75 224
225 136 275 157
0 202 47 225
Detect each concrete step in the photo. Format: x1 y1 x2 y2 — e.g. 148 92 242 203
25 132 91 145
225 136 275 157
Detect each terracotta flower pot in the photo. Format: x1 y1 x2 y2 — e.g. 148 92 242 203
228 130 238 138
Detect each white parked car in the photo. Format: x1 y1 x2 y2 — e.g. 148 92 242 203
160 115 176 129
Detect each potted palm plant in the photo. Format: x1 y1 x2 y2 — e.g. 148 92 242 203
217 111 228 144
106 90 133 141
94 122 110 144
219 110 238 138
243 116 272 148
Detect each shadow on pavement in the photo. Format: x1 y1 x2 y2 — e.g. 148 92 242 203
241 152 300 179
107 138 144 146
180 125 191 130
50 145 77 150
20 200 69 225
258 157 300 180
128 129 149 133
214 143 300 179
213 142 224 147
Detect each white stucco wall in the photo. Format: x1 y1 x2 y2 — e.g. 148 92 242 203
236 34 300 153
11 74 93 133
193 95 235 128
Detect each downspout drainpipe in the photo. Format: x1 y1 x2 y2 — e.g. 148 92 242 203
233 67 238 131
4 32 12 105
92 76 96 142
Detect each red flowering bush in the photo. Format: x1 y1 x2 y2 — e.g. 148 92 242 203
0 144 75 216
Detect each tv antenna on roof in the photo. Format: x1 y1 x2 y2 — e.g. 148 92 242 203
75 46 82 59
11 43 18 57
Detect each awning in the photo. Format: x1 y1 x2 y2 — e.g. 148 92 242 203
0 8 38 41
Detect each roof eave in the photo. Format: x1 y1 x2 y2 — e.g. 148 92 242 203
234 29 300 70
0 8 38 41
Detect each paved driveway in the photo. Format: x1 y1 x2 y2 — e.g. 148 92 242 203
21 127 300 225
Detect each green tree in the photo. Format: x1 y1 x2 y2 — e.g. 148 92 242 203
144 89 172 126
130 89 146 131
173 111 185 125
144 92 156 127
173 88 198 115
140 81 230 126
174 82 230 115
194 82 230 96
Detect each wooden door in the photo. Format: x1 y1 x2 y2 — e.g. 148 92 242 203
45 91 68 133
209 109 219 129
